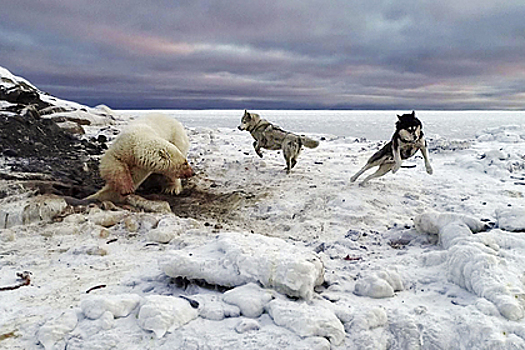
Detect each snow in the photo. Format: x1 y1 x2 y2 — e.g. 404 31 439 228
3 110 525 349
222 283 274 318
80 294 141 320
415 212 525 321
160 232 324 300
0 67 38 91
0 194 68 229
137 295 199 338
353 268 404 298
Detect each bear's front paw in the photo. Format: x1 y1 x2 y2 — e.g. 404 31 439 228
165 183 182 195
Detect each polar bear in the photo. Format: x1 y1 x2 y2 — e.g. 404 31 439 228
86 113 194 203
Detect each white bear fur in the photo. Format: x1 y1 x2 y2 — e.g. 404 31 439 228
86 113 193 203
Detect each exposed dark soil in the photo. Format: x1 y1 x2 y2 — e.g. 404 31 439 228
0 111 107 197
137 173 258 223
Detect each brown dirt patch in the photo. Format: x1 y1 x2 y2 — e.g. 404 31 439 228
137 174 259 224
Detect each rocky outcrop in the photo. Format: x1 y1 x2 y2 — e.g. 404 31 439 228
0 66 114 199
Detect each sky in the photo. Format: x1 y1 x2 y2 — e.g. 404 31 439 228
1 0 525 110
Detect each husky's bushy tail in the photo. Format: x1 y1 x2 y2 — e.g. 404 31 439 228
300 136 319 149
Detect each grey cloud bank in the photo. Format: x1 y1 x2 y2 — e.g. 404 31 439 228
1 0 525 110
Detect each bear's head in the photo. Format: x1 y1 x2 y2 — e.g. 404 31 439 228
176 159 194 178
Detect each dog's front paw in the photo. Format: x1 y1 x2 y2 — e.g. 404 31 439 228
392 163 401 174
426 165 433 175
256 151 263 158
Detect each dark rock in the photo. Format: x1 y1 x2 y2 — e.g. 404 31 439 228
3 149 18 157
0 110 105 193
97 134 108 143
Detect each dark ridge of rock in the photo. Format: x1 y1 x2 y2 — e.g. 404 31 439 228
0 110 107 195
0 85 51 111
0 66 112 198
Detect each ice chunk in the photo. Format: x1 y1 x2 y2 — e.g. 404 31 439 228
145 215 195 243
414 212 486 235
192 294 240 320
0 195 67 228
223 283 274 318
354 269 404 298
80 294 141 320
87 209 127 227
37 310 78 350
266 298 345 345
415 211 525 321
137 295 198 338
496 207 525 232
444 223 524 321
235 319 261 333
160 232 324 299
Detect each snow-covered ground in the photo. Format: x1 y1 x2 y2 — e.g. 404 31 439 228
2 110 525 349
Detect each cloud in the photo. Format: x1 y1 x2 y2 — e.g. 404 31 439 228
1 0 525 109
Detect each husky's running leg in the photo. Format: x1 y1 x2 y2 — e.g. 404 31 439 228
253 141 263 158
360 163 392 185
420 144 433 175
283 150 293 174
351 162 375 182
392 145 403 173
283 138 301 174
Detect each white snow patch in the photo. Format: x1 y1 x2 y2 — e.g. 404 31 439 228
266 298 345 345
37 310 78 350
160 232 324 300
223 283 275 318
0 195 67 229
354 269 404 298
495 207 525 232
80 294 141 320
416 211 525 321
137 295 198 338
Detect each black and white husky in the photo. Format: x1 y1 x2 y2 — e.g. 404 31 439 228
238 110 319 173
350 111 433 184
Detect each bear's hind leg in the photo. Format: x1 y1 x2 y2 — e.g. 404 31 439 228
102 160 135 195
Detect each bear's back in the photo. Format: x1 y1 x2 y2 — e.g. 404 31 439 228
129 113 189 155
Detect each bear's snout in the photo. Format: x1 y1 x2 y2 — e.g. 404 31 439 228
179 165 195 178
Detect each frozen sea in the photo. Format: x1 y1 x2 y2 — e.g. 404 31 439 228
121 109 525 140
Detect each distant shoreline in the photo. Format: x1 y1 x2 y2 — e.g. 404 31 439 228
116 110 525 140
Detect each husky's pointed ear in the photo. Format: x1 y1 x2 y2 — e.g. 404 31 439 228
411 110 415 116
397 114 402 119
